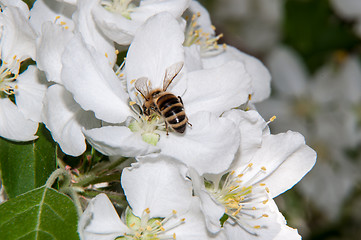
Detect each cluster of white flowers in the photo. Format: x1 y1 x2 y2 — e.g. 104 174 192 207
0 0 316 239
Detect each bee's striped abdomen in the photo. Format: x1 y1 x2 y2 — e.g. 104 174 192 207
156 92 188 133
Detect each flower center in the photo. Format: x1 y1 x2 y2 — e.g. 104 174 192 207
128 101 166 146
0 58 19 97
101 0 139 19
183 12 226 57
207 164 271 236
116 208 184 240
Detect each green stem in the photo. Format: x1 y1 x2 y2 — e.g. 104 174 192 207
74 157 128 187
46 168 70 188
61 187 83 217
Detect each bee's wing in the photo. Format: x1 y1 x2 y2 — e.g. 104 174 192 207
135 77 150 99
163 61 184 91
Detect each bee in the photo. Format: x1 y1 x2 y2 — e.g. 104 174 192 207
134 62 189 134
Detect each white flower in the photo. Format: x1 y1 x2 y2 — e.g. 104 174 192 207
0 3 46 141
79 159 210 240
189 110 316 238
91 0 191 45
60 12 250 174
183 1 271 103
35 10 114 155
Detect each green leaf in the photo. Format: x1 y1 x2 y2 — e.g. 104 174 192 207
0 186 79 240
0 124 56 199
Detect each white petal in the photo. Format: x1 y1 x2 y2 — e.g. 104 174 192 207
73 0 116 65
184 45 203 72
202 45 271 103
188 168 225 234
42 84 100 156
236 131 316 198
170 198 211 240
0 6 37 63
61 34 132 123
274 225 301 240
132 0 191 22
36 22 74 84
30 0 75 34
91 3 136 45
266 46 308 97
0 98 38 141
15 66 47 122
183 61 252 116
78 193 129 240
83 126 159 157
330 0 361 19
121 159 192 218
0 0 30 18
223 110 268 165
158 111 240 175
126 12 185 99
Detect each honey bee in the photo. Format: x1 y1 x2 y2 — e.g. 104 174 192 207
134 62 189 134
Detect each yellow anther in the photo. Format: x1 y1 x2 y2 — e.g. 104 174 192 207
55 16 61 20
60 21 66 25
230 170 235 175
248 163 253 168
211 25 216 31
130 223 135 227
156 221 162 226
238 173 244 178
252 207 256 210
13 55 17 60
64 26 69 30
115 49 119 54
172 210 177 214
192 22 197 28
269 116 277 122
129 101 136 106
265 187 270 193
181 218 185 222
197 12 201 17
254 225 261 229
160 226 165 231
223 43 227 49
130 79 136 84
191 14 196 21
248 94 252 101
262 214 269 218
119 73 124 77
259 183 266 186
261 166 267 171
14 85 18 89
240 197 245 201
135 233 141 237
145 208 150 214
173 233 176 239
232 205 243 216
105 53 108 58
262 199 268 204
146 226 152 231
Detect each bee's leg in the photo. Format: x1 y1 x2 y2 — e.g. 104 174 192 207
165 121 169 135
178 96 184 104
